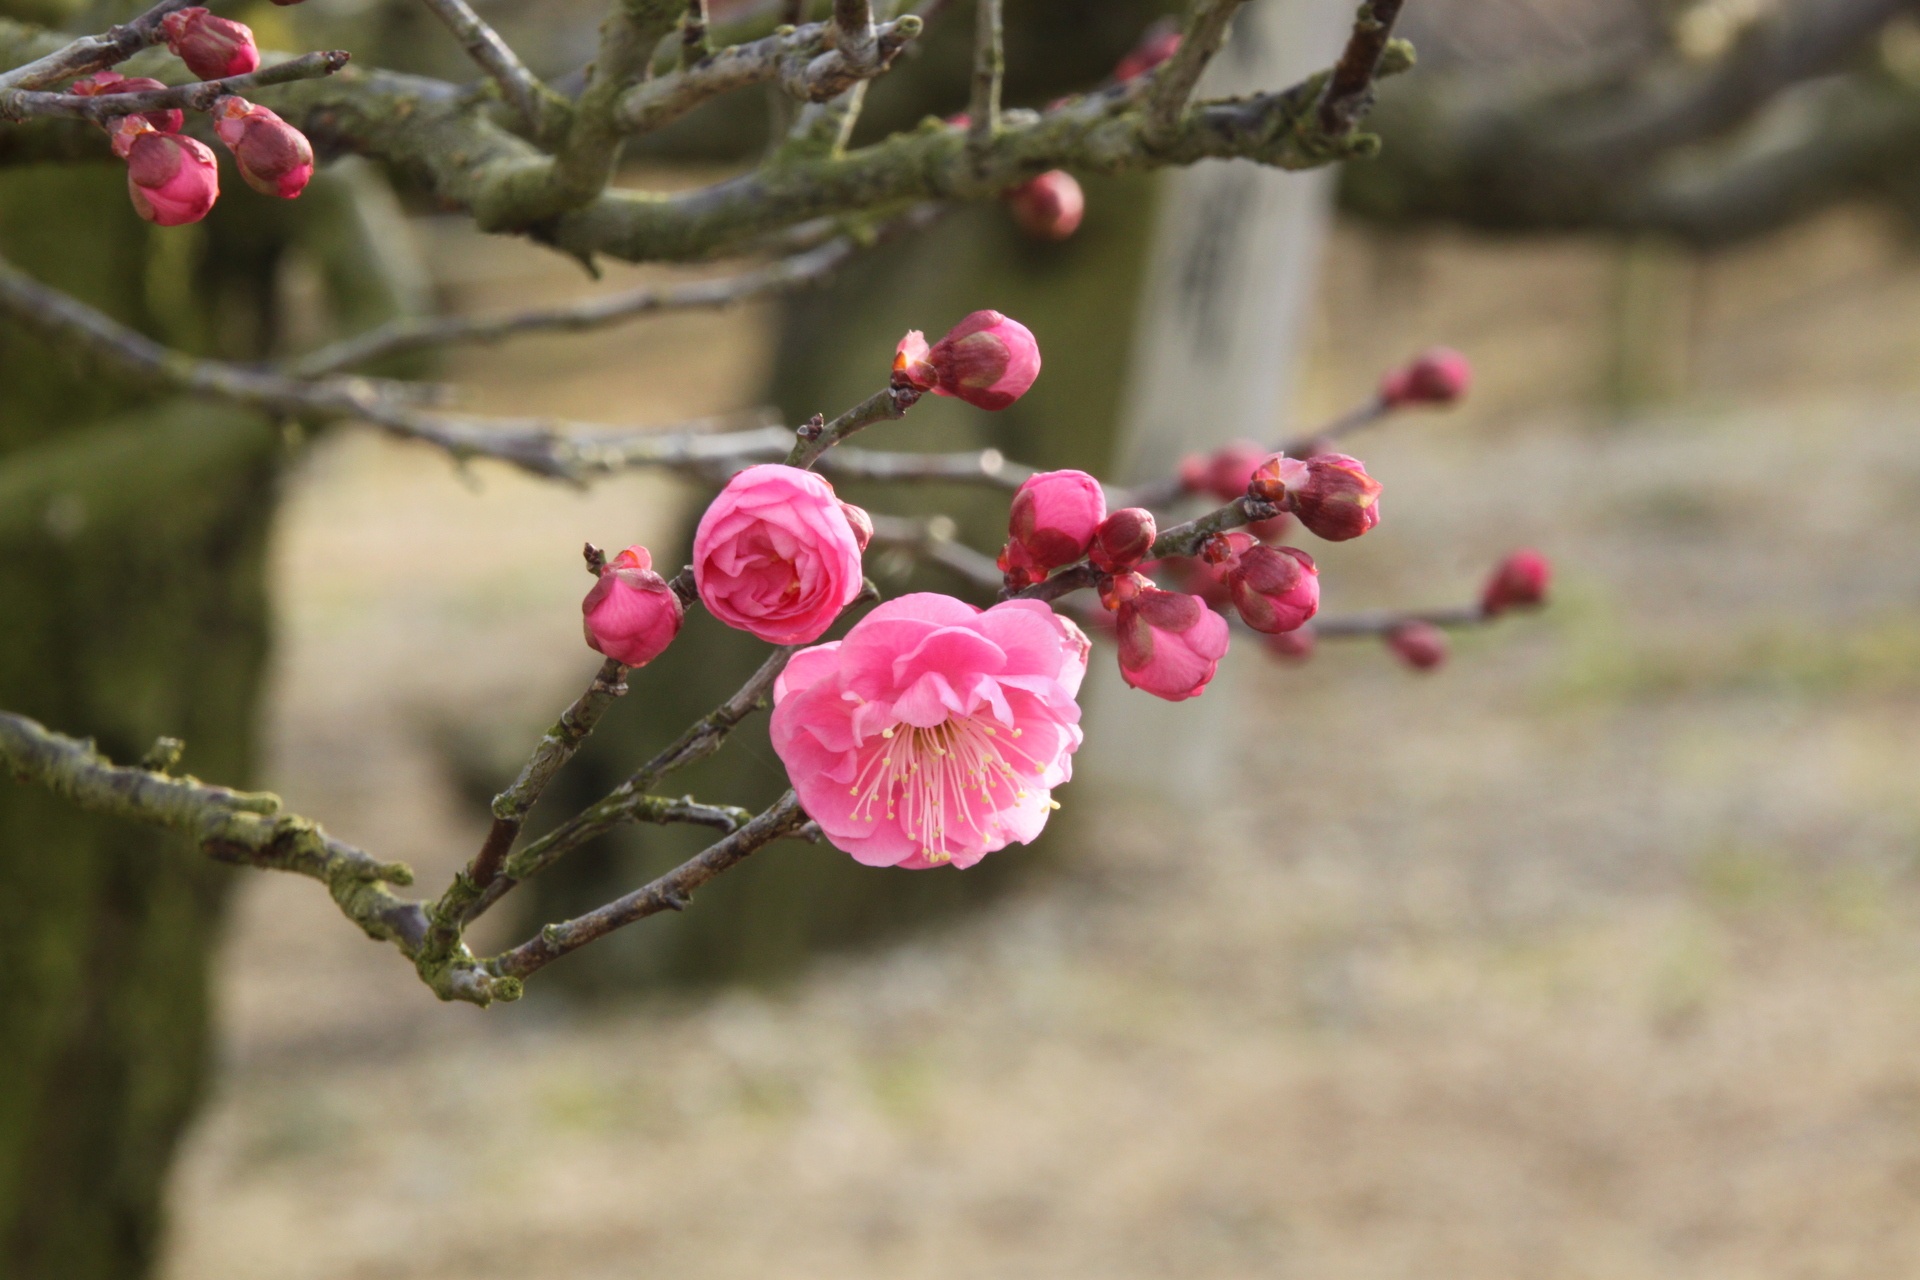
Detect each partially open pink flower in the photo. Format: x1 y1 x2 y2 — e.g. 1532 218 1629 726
1481 549 1551 615
1388 621 1448 670
71 70 182 134
893 311 1041 410
1249 452 1381 542
211 96 314 199
1008 469 1105 575
1204 532 1318 633
694 464 865 645
160 8 259 80
1380 347 1472 408
771 594 1089 869
582 545 683 667
1006 170 1085 241
1105 572 1230 701
123 129 219 226
1178 439 1266 504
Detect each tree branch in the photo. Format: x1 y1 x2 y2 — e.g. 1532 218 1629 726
417 0 558 136
966 0 1000 152
1141 0 1248 149
0 50 350 124
0 0 185 93
1317 0 1408 137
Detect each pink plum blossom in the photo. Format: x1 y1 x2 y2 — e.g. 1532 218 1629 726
1008 469 1104 573
1104 572 1230 701
770 593 1089 869
212 97 315 199
122 129 219 226
1204 532 1319 634
160 8 259 80
582 545 683 668
1249 452 1382 542
693 464 866 645
893 310 1041 410
1481 549 1551 615
70 71 182 134
1006 170 1085 241
1088 507 1156 574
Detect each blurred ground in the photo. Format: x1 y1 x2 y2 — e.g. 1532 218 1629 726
160 199 1920 1278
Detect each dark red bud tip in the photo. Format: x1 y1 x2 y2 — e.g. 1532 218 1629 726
1005 170 1085 241
1089 507 1157 574
1380 346 1472 408
1481 549 1551 616
1387 621 1448 671
1114 22 1181 82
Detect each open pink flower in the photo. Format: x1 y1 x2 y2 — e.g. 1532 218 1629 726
694 464 865 645
1104 572 1230 701
582 545 683 667
771 594 1089 869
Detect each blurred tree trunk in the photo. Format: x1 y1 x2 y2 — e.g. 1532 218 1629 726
0 148 416 1275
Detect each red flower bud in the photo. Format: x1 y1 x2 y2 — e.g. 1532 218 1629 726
1008 469 1104 574
1114 22 1181 83
838 500 874 552
122 128 219 226
1263 625 1316 663
582 545 684 668
1206 532 1318 634
1481 549 1550 616
1387 621 1448 671
70 70 182 134
904 310 1041 411
161 8 259 80
996 539 1044 592
1089 507 1156 574
1112 577 1230 701
1250 453 1381 542
1380 347 1472 409
211 96 314 199
1005 170 1085 241
1180 439 1265 503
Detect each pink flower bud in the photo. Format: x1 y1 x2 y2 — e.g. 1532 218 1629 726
1008 469 1105 574
1387 621 1448 671
1111 575 1230 701
1005 170 1085 241
838 501 874 552
161 8 259 80
996 538 1044 592
70 70 182 134
582 545 684 667
124 129 219 226
917 310 1042 411
1205 532 1318 634
1089 507 1156 574
694 464 866 645
211 96 313 198
1114 22 1181 82
1180 439 1265 503
1481 549 1550 615
1263 625 1315 663
1249 453 1381 542
1380 346 1472 408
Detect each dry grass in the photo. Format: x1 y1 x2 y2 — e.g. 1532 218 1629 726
161 204 1920 1279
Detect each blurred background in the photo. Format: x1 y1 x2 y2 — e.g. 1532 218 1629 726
5 0 1920 1277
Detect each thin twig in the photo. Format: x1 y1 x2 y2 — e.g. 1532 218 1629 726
683 0 712 60
832 0 879 74
487 792 808 981
1 51 350 123
785 384 922 468
416 0 553 133
1141 0 1250 149
966 0 1000 152
1311 604 1483 637
1317 0 1408 136
867 513 1003 591
0 0 186 93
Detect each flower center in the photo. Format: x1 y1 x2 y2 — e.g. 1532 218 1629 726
843 713 1052 862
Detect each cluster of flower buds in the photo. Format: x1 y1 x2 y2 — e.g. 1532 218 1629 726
1000 468 1105 590
1005 170 1085 241
1379 346 1472 409
582 546 684 668
1248 452 1383 542
894 310 1042 411
160 8 259 80
110 117 219 226
212 96 315 198
1202 532 1319 634
1114 21 1181 83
